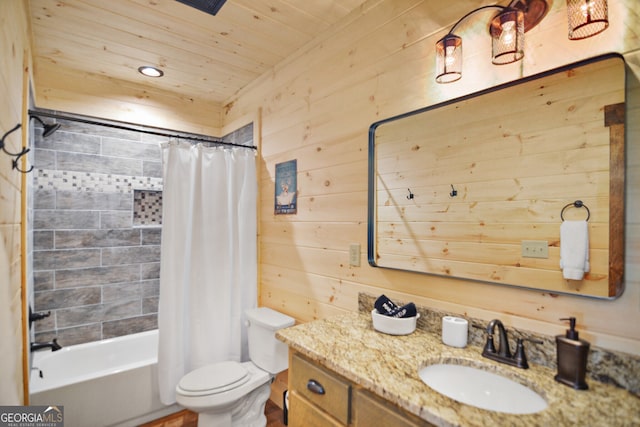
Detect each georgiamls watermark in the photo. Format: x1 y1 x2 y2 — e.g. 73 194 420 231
0 406 63 427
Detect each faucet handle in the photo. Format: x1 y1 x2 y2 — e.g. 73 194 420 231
29 307 51 328
483 333 497 354
472 323 496 354
514 338 543 369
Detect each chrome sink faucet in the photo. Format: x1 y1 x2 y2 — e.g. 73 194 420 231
481 319 540 369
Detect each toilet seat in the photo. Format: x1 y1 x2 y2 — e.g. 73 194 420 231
178 361 250 397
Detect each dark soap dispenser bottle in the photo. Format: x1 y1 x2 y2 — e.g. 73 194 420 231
555 317 590 390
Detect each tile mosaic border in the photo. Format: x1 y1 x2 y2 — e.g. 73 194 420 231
34 169 163 193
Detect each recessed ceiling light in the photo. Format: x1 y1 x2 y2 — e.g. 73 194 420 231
138 66 164 77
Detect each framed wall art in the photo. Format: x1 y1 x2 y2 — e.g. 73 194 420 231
275 159 297 215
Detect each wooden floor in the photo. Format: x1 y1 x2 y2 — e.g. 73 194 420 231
140 399 286 427
265 399 287 427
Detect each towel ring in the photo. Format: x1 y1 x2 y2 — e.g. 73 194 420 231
560 200 590 222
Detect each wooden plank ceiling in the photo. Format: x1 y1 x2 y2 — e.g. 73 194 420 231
27 0 369 104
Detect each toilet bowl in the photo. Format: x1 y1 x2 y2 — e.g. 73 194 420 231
176 307 295 427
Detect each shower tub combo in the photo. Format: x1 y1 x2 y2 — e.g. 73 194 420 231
30 330 179 427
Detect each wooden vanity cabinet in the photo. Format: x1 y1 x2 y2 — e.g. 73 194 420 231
352 389 429 427
288 352 432 427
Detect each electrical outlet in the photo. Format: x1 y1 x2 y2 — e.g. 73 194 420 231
521 240 549 259
349 244 361 267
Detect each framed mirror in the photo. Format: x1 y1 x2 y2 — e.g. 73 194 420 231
368 54 625 298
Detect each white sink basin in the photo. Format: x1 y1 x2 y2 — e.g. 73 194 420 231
418 363 548 414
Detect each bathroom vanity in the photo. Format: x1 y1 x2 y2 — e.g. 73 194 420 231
277 311 639 426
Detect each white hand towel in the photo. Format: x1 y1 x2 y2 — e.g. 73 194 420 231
559 220 590 280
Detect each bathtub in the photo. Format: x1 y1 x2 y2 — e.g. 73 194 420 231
30 330 179 427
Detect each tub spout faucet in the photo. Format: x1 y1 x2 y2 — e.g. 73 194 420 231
31 338 62 352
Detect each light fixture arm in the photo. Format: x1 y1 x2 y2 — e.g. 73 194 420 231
447 5 507 35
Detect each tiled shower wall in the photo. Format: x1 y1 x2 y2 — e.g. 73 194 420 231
31 118 165 346
30 117 253 346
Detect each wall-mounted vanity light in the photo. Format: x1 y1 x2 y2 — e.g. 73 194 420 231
435 0 609 84
138 65 164 78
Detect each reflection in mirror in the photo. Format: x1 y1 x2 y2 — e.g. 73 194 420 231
368 54 625 298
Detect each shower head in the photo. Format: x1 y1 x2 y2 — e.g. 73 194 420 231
31 116 61 137
42 122 61 137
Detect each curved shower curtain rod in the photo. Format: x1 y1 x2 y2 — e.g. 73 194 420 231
28 110 257 150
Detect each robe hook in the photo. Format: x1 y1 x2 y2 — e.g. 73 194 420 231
0 123 33 174
407 188 414 200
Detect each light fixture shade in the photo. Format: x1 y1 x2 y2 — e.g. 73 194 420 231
435 34 462 84
490 8 525 65
567 0 608 40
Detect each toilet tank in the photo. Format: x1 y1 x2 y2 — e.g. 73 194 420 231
245 307 295 374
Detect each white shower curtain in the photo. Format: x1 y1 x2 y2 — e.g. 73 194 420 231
157 141 257 405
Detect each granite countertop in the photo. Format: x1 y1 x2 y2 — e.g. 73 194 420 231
277 312 640 427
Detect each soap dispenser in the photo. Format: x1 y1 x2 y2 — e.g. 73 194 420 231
555 317 590 390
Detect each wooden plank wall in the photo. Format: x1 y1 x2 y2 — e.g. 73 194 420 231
222 0 640 355
0 0 31 404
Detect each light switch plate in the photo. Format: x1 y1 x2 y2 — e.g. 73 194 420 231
349 244 361 266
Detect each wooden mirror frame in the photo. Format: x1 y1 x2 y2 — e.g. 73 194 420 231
368 54 625 298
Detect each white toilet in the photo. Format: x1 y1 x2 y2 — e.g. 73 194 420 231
175 307 295 427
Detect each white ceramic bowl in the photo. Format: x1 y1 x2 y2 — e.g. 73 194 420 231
371 309 420 335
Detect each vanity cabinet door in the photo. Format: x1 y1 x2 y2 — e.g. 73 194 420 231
289 390 343 427
353 389 433 427
290 354 351 425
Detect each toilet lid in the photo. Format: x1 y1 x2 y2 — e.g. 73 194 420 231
178 361 250 394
